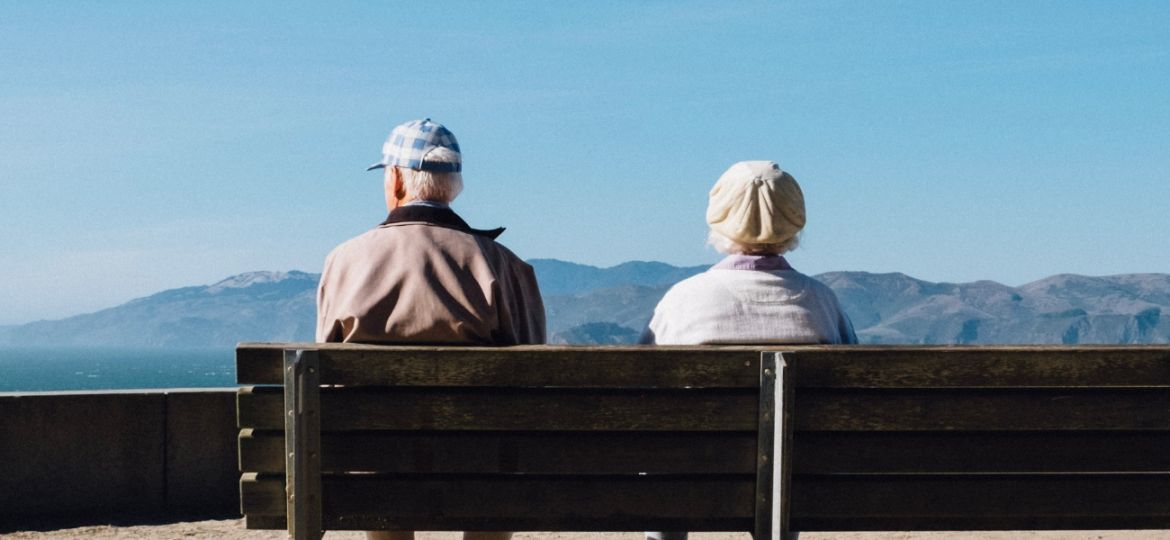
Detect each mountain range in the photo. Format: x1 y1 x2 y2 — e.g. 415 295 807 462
3 260 1169 347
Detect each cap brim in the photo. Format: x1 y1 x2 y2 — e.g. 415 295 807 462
366 162 386 171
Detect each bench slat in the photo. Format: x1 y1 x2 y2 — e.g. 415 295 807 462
793 515 1170 533
240 430 756 475
238 387 757 431
244 515 286 530
793 348 1170 388
243 473 1170 531
237 345 760 388
794 430 1170 473
238 345 1170 388
241 474 754 531
795 388 1170 431
791 473 1170 531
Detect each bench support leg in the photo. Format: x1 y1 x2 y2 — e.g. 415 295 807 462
285 349 323 540
755 352 795 540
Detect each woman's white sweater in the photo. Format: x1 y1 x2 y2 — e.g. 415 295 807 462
641 260 856 345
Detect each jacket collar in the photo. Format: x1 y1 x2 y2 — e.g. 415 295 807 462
380 205 505 240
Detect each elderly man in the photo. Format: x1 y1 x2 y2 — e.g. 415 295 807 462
317 118 545 346
316 119 546 540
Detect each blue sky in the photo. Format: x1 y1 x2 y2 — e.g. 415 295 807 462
2 2 1169 324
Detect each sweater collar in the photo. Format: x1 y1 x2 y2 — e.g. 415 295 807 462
380 205 505 240
712 254 793 271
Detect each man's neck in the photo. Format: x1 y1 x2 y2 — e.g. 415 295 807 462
402 199 450 209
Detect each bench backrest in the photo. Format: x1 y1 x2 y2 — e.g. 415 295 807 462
236 344 1170 536
786 346 1170 531
236 344 774 537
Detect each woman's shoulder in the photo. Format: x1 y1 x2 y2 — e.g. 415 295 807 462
660 269 736 299
784 269 835 293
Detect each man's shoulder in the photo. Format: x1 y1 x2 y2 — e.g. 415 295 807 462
326 224 530 270
472 234 529 265
325 227 388 261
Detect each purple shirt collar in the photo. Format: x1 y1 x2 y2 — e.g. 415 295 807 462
712 254 794 271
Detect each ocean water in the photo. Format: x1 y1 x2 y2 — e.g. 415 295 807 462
0 347 236 392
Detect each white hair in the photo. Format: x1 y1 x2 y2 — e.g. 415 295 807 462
707 229 800 256
397 147 464 203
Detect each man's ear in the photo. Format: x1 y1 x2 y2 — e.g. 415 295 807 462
393 170 406 200
384 167 407 211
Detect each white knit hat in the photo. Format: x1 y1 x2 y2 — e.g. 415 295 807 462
706 160 805 246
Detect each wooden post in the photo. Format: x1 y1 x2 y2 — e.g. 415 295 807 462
755 352 796 540
284 349 323 540
754 353 777 540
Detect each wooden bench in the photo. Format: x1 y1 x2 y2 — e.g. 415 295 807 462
236 344 1170 539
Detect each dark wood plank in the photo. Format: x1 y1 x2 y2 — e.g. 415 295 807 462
790 473 1170 531
236 387 257 430
241 474 755 531
239 473 283 518
789 348 1170 389
239 344 1170 388
235 345 283 384
791 515 1170 532
795 388 1170 431
240 430 757 475
792 431 1170 473
237 344 761 388
239 387 758 431
245 514 286 530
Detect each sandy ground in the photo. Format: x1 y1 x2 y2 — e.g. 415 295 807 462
4 521 1169 540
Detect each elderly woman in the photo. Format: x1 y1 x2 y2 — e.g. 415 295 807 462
641 160 853 540
642 159 856 345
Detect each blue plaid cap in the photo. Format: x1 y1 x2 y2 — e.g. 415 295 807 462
366 118 462 173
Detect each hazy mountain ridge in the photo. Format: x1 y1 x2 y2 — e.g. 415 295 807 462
528 259 708 295
5 271 319 348
822 271 1170 344
531 259 709 342
3 261 1168 347
544 284 675 343
551 322 642 345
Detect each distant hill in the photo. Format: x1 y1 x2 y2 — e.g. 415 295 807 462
2 261 1168 347
551 322 642 345
534 259 706 340
2 271 319 348
528 259 707 295
544 283 673 338
822 272 1170 344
